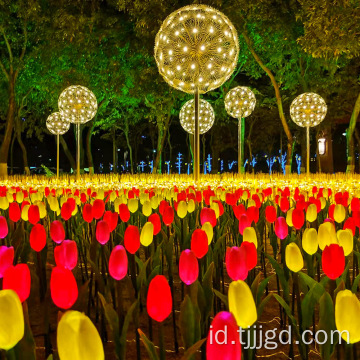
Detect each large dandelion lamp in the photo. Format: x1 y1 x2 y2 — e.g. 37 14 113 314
58 85 97 180
46 112 71 178
290 92 327 175
154 4 239 182
225 86 256 174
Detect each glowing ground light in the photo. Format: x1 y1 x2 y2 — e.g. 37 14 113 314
154 4 239 94
58 85 97 125
225 86 256 119
179 99 215 134
290 92 327 128
46 112 70 135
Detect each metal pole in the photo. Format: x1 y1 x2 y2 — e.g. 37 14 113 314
194 87 200 183
57 133 59 178
306 126 310 175
76 123 80 180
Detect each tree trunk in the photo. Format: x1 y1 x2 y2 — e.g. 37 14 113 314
242 30 294 173
346 91 360 173
124 129 134 174
60 135 76 172
0 76 15 178
16 129 30 175
10 131 15 175
86 123 95 175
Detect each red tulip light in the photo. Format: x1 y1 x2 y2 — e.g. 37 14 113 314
119 203 130 222
179 249 199 285
124 225 140 254
148 213 161 235
103 211 118 232
0 216 8 239
162 206 174 226
61 202 72 221
95 220 110 245
275 217 288 239
200 208 216 227
226 246 248 281
54 240 78 270
82 203 93 223
238 214 250 235
109 245 128 280
206 311 241 360
50 266 78 309
50 220 65 244
322 244 345 280
265 206 277 223
146 275 172 322
28 204 40 225
242 241 257 270
0 246 14 278
292 208 305 230
92 199 105 219
3 264 31 302
30 223 47 252
191 229 209 259
9 202 21 222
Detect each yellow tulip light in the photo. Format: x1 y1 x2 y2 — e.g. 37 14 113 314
225 86 256 174
179 99 215 135
337 229 353 256
0 290 24 351
154 4 239 181
302 228 318 255
57 310 104 360
142 201 152 217
177 201 188 219
290 93 327 174
285 242 304 272
286 208 294 227
228 280 257 328
318 222 337 250
127 198 139 213
58 85 97 180
140 222 154 246
202 222 213 244
243 227 257 248
334 204 346 223
306 203 317 223
335 290 360 343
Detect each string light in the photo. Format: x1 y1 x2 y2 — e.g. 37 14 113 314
225 86 256 118
58 85 97 124
46 113 70 135
290 92 327 127
179 99 215 134
154 4 239 94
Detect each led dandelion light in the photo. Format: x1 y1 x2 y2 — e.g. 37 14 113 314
155 4 239 181
290 92 327 175
179 99 215 135
46 113 70 178
58 85 97 179
225 86 256 174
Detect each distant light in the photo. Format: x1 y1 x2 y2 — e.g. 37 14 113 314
342 132 346 136
318 138 326 155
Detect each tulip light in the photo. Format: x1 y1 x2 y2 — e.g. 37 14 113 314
154 4 239 182
290 92 327 175
58 85 97 180
225 86 256 174
46 112 70 178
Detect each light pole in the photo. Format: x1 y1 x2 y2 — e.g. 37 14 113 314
290 92 327 175
154 4 239 182
58 85 97 180
224 86 256 174
46 112 70 178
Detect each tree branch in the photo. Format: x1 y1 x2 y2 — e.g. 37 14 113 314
2 30 13 65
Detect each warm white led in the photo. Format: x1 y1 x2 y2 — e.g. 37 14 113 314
225 86 256 118
179 99 215 134
46 112 70 135
154 4 239 94
290 92 327 127
58 85 97 125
